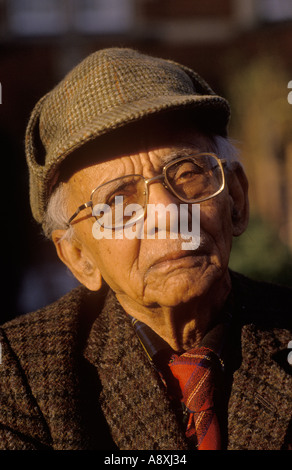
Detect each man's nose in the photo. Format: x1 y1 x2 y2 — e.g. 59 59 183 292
145 181 181 237
147 179 179 205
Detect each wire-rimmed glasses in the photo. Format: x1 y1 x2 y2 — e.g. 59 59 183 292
67 153 225 230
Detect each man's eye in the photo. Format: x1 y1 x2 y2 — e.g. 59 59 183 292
173 163 204 182
176 170 197 181
106 192 126 206
106 185 136 206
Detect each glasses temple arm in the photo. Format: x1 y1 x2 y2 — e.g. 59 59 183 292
67 201 93 226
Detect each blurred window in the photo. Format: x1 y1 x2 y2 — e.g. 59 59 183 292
74 0 134 34
7 0 66 35
257 0 292 22
7 0 134 36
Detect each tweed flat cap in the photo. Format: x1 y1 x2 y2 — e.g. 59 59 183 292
25 47 230 224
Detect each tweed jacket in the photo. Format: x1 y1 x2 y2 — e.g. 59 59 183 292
0 271 291 450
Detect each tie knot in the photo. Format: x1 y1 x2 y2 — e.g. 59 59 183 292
168 346 219 412
171 346 218 367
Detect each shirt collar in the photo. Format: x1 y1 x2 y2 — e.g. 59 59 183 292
130 292 234 372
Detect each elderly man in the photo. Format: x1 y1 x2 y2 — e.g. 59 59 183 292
0 48 291 451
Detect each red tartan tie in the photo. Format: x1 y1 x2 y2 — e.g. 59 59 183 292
168 346 221 450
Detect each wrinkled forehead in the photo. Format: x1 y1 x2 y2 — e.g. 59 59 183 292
58 111 216 183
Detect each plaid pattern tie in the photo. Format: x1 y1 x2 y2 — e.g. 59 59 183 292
168 346 221 450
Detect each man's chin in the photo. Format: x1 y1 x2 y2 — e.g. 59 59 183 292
145 274 210 308
144 267 219 308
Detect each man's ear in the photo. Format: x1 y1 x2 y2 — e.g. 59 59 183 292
52 230 102 291
226 161 249 237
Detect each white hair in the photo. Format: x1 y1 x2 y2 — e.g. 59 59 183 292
43 135 240 241
43 182 73 240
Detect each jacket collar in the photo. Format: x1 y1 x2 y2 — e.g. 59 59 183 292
84 289 188 450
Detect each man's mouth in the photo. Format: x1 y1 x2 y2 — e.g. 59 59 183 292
148 250 204 276
152 250 194 266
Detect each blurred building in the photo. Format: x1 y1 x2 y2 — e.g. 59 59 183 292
0 0 291 318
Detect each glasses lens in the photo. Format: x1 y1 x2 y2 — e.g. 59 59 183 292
165 154 224 202
91 175 146 228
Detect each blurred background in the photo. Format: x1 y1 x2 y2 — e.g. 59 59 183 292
0 0 291 322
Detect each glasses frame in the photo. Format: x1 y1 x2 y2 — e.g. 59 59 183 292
67 153 226 227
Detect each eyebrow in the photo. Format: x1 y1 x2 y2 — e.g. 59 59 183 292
159 147 200 166
91 147 203 197
92 175 138 200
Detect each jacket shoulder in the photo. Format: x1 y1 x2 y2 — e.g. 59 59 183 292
0 285 107 450
230 270 292 329
2 285 89 330
228 272 292 450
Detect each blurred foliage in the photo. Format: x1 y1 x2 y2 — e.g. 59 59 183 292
224 55 292 288
225 55 292 147
229 215 292 287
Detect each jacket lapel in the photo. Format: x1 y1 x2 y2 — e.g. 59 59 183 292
228 323 292 450
84 290 188 450
84 286 292 450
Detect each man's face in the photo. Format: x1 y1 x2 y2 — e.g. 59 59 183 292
61 127 241 312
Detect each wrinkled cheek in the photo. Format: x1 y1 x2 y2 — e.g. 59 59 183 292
200 202 233 264
90 237 144 293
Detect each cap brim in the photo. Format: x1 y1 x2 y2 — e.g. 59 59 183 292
30 93 230 224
